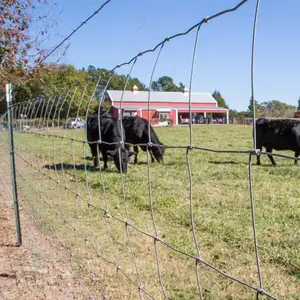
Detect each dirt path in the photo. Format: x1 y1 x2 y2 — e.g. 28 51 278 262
0 199 105 300
0 164 103 300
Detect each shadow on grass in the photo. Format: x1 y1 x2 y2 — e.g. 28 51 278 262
129 161 180 167
208 160 248 165
44 163 117 173
209 160 288 168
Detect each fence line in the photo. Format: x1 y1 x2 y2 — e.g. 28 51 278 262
1 0 297 298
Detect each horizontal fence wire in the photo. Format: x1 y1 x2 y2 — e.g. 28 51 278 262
2 0 297 298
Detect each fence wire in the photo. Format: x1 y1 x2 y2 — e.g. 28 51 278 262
2 0 299 299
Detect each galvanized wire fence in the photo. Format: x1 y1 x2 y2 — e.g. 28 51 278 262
1 0 299 298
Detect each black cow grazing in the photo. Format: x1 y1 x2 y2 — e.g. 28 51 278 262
86 113 135 173
255 118 300 166
122 116 165 164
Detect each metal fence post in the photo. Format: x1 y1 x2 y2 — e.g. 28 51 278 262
6 83 22 246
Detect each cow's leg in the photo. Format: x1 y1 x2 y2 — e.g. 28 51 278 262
133 146 138 164
89 143 99 167
294 152 299 165
266 148 276 166
150 151 155 163
256 146 262 165
102 150 109 171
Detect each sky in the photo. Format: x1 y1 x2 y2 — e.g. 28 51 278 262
43 0 300 111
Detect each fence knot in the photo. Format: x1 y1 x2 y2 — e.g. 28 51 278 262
125 220 132 227
196 257 203 264
153 236 159 243
251 149 260 156
188 144 194 150
147 142 153 148
104 211 111 218
257 288 266 295
138 285 144 292
203 17 209 23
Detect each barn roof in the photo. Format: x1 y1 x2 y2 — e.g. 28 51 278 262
117 106 228 112
106 90 217 104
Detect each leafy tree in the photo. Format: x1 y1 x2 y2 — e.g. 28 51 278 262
259 100 296 117
247 98 296 118
151 76 183 92
212 90 229 109
248 97 261 116
297 97 300 110
0 0 59 85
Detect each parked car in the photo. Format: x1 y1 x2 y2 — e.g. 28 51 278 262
20 125 30 131
64 118 85 129
180 116 190 124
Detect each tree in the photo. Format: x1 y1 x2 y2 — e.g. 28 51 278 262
297 97 300 110
247 97 261 116
0 0 60 86
151 76 183 92
212 90 229 109
247 98 296 118
259 100 296 117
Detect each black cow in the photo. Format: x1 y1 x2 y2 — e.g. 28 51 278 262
86 113 135 173
122 116 165 164
255 118 300 166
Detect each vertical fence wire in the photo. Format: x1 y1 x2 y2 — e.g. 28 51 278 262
146 42 168 299
118 58 146 300
186 24 203 300
249 0 263 297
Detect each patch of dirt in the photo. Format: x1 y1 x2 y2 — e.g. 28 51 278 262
0 171 104 299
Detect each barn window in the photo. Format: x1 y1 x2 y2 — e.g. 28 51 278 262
158 112 169 119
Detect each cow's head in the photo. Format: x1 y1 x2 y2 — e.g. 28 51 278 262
152 145 165 163
106 147 136 173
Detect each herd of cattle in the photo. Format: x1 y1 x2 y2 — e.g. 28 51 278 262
86 109 165 173
85 109 300 172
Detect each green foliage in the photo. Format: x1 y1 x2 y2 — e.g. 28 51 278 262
151 76 184 92
212 90 229 109
0 0 60 86
297 97 300 111
247 97 261 116
4 64 150 117
247 98 296 118
259 100 296 117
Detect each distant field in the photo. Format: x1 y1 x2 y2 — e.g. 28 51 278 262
3 124 300 299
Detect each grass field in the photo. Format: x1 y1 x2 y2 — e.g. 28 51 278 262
2 124 300 299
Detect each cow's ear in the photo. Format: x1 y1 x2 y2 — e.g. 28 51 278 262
128 151 136 157
107 149 117 157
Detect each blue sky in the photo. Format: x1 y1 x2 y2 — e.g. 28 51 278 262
45 0 300 111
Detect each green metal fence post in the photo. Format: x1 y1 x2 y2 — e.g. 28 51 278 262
6 83 22 246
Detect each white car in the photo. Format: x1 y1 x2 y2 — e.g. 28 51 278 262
65 118 85 129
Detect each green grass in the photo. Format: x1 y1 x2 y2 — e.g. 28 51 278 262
1 124 300 299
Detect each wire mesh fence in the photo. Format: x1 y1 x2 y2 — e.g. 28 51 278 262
1 0 300 299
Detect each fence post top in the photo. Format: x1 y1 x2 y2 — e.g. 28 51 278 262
5 84 12 104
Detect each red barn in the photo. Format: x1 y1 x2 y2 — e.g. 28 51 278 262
105 85 229 125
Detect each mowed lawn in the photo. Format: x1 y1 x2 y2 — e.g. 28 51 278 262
5 124 300 299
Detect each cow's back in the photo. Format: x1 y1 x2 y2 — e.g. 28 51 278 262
256 118 300 151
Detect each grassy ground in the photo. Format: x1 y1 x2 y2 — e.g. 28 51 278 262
1 124 300 299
